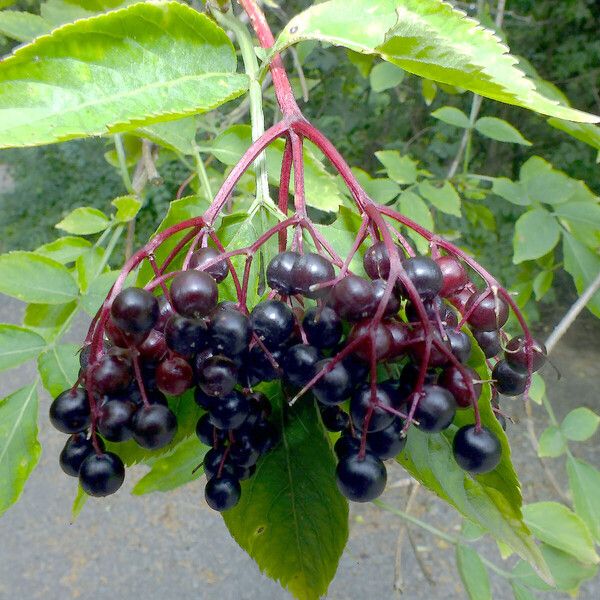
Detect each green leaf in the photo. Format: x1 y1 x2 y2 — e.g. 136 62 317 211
554 201 600 248
272 0 598 123
132 436 207 495
533 270 553 301
81 270 135 316
0 324 46 372
0 2 248 148
375 150 418 185
397 191 433 254
75 246 105 292
522 502 599 565
456 545 491 600
528 373 545 405
71 483 88 521
421 79 437 106
369 61 405 92
537 426 566 458
211 125 344 212
0 252 79 304
418 181 461 217
351 167 401 204
223 388 349 600
474 117 531 145
520 156 579 205
35 236 92 264
492 177 530 206
56 207 110 235
562 232 600 318
0 383 41 516
510 581 536 600
567 458 600 543
548 119 600 151
513 209 560 264
23 302 77 342
112 195 141 223
513 544 598 594
135 117 197 155
431 106 471 128
560 407 600 442
0 11 50 42
38 344 80 397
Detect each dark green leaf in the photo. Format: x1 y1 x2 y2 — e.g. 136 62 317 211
223 388 349 600
561 407 600 442
562 232 600 318
0 2 248 148
55 207 110 235
474 117 531 145
522 502 599 564
513 209 560 263
0 383 41 516
35 236 92 264
432 106 471 128
0 252 79 304
567 458 600 543
0 324 46 372
456 545 491 600
38 344 80 397
132 436 207 495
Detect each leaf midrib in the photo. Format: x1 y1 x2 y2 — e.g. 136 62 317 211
0 382 38 469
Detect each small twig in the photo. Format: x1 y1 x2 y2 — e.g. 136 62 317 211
290 47 309 102
142 140 162 186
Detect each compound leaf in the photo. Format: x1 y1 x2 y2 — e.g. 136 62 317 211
0 324 47 372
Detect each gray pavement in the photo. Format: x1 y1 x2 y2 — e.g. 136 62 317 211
0 295 598 600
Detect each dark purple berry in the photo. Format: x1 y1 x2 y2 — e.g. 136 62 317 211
49 388 91 434
302 306 342 349
336 453 387 502
267 250 301 295
79 452 125 497
189 247 229 282
170 270 218 319
453 425 501 474
132 404 178 449
492 360 527 396
110 287 158 335
291 252 335 299
414 385 456 432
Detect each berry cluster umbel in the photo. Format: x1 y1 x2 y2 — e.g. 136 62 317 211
48 0 546 511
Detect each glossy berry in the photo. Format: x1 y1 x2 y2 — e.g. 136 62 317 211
97 399 137 442
170 270 218 319
243 346 283 384
249 300 294 349
267 250 301 295
414 385 456 433
251 421 280 454
312 359 353 406
334 434 361 460
198 355 238 397
366 418 406 460
363 241 393 280
409 328 451 368
439 366 481 408
228 439 260 469
291 252 335 299
436 256 469 297
371 279 400 317
59 433 97 477
492 360 527 396
105 317 147 348
209 390 249 430
329 275 375 321
465 291 509 331
453 425 501 474
79 452 125 497
302 306 342 349
189 247 229 282
205 475 241 512
350 384 396 433
282 343 319 388
473 329 502 359
385 320 411 361
132 404 178 449
156 357 194 396
155 296 175 330
445 329 472 363
164 314 207 357
402 256 443 298
110 287 158 335
320 406 350 432
209 307 250 357
49 388 91 434
336 453 387 502
203 447 236 479
137 329 167 363
195 413 226 447
89 352 132 395
504 336 547 373
347 320 393 362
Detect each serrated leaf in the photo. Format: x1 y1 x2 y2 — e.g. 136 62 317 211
112 195 141 223
419 180 461 217
211 125 344 212
0 383 41 516
567 457 600 543
533 270 553 301
513 209 560 264
562 232 600 318
35 236 92 264
375 150 418 185
561 407 600 442
537 426 566 458
132 436 207 495
351 168 401 204
398 191 433 254
0 324 46 372
272 0 598 123
456 545 491 600
0 252 79 304
492 177 530 206
38 344 80 398
23 302 77 342
369 61 405 92
0 2 248 148
523 502 599 565
432 106 471 128
223 389 348 600
0 11 50 42
475 117 531 145
56 207 110 235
